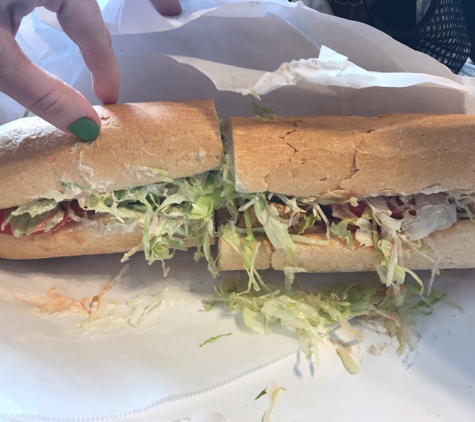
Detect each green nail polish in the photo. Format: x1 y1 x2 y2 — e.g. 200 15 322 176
68 118 100 142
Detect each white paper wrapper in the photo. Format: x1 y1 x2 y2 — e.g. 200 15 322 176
2 251 471 420
1 0 475 420
0 251 300 418
122 273 475 422
2 0 475 125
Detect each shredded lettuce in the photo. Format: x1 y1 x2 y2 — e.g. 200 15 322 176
402 193 457 241
355 216 373 247
252 102 277 123
297 214 320 235
5 203 68 237
43 209 66 232
252 194 297 265
199 332 232 347
312 202 331 240
112 172 224 275
11 199 59 218
283 266 307 295
367 198 418 303
218 187 469 312
203 300 220 311
221 221 267 292
330 218 356 248
7 161 233 276
218 279 360 364
450 192 475 221
216 276 444 370
335 345 360 375
262 382 286 422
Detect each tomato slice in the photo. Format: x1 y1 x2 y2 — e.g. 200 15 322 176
47 201 86 233
48 217 73 233
0 209 14 235
0 201 85 236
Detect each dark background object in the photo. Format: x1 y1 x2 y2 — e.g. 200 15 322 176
327 0 473 74
461 0 475 61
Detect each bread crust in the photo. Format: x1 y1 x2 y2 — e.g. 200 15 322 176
226 114 475 199
217 220 475 272
0 214 211 260
0 101 222 209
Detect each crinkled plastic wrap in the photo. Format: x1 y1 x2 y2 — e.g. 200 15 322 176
1 0 475 420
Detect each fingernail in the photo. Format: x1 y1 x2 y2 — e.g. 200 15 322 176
68 118 100 142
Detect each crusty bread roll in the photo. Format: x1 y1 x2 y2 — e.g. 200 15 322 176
0 214 143 260
0 214 213 260
0 101 222 209
225 114 475 198
218 220 475 272
219 113 475 273
0 101 222 260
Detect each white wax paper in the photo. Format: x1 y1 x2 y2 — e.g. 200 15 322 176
0 251 299 418
1 0 475 420
121 273 475 422
2 0 475 124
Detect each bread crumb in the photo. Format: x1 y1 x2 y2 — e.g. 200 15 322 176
367 345 382 356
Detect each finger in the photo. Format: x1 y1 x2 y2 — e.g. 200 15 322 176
150 0 182 17
0 30 101 142
1 0 37 35
44 0 120 105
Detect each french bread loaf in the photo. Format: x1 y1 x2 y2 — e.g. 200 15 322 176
225 114 475 199
217 220 475 272
0 214 212 260
0 101 222 209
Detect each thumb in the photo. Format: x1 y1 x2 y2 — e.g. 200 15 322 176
0 33 101 142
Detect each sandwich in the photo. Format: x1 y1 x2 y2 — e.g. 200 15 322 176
0 101 225 273
5 107 471 365
217 114 475 301
3 105 475 299
0 105 475 362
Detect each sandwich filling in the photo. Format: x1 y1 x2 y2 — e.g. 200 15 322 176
0 168 230 275
213 156 468 365
0 201 85 237
0 155 463 367
2 156 473 295
219 157 475 303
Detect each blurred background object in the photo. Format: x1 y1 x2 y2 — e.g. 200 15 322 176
298 0 475 75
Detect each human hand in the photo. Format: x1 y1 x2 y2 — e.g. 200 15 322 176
0 0 119 142
149 0 182 17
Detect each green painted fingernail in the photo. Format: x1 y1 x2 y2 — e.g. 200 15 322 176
68 118 100 142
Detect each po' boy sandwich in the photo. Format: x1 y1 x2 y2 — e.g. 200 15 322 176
0 101 224 273
218 114 475 300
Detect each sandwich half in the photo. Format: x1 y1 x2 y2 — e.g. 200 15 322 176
218 114 475 297
0 101 224 271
